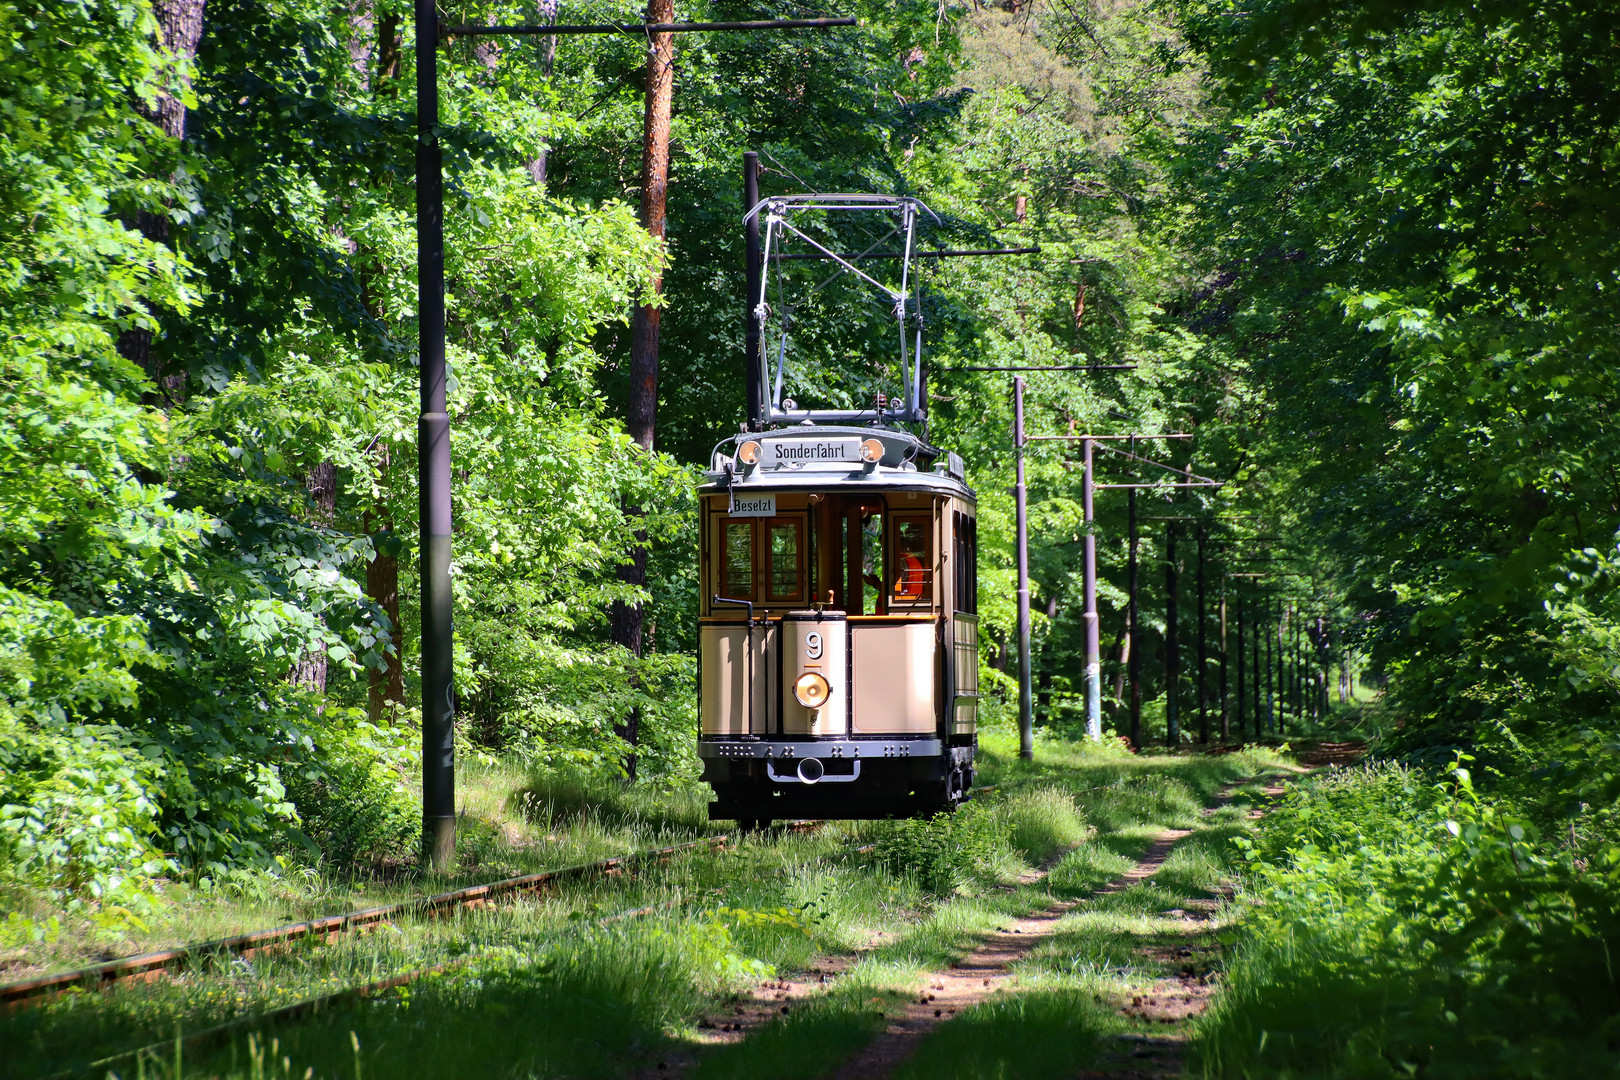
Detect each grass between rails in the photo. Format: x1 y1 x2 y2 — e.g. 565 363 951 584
3 733 1289 1080
880 788 1277 1080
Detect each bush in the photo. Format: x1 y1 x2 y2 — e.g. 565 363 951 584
278 709 418 871
871 806 1007 897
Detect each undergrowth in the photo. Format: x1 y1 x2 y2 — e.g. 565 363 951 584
1193 760 1620 1079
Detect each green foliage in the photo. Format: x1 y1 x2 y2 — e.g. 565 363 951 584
872 805 1009 896
1197 761 1620 1078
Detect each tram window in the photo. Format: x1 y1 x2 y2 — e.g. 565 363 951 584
891 515 932 603
766 519 803 602
723 520 754 597
967 517 978 614
861 510 884 614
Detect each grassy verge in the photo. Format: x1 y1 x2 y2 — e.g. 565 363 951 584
0 758 715 982
3 733 1288 1080
1189 761 1620 1080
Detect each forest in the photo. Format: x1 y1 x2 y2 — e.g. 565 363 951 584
2 0 1616 1077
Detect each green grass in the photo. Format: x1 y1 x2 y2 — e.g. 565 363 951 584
868 736 1288 1080
2 734 1293 1080
891 986 1108 1080
689 977 904 1080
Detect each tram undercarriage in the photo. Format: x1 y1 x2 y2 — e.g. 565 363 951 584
701 742 977 823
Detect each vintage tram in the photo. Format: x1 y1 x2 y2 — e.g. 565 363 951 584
696 187 981 825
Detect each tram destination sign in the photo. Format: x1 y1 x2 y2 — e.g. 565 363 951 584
730 494 777 517
761 437 862 467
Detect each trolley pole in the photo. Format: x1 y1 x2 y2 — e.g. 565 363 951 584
1081 437 1101 741
743 151 764 429
1014 377 1034 760
416 0 456 872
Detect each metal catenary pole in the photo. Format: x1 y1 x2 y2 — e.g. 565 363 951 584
1014 377 1034 760
1127 477 1140 750
1196 527 1208 745
1219 574 1229 740
1266 600 1276 733
1234 591 1245 741
1253 600 1263 739
1165 523 1179 746
1081 437 1101 741
416 0 455 872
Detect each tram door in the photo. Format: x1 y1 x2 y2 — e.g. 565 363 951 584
827 495 940 734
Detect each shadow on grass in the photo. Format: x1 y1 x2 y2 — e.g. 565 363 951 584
688 982 904 1080
513 770 710 834
890 987 1109 1080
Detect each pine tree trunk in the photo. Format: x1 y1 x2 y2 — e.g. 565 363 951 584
119 0 207 399
611 0 675 781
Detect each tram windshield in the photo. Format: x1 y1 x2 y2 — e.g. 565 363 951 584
708 493 939 616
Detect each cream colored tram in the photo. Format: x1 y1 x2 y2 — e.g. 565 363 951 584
697 424 979 825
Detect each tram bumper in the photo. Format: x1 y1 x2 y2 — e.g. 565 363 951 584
699 738 974 819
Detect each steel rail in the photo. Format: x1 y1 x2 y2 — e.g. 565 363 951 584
43 821 837 1074
66 901 678 1079
0 835 727 1012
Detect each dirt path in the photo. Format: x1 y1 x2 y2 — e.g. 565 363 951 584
822 824 1198 1080
828 769 1331 1080
1073 766 1335 1079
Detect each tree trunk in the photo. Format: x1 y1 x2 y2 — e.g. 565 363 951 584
628 0 673 455
366 445 404 719
290 462 338 694
118 0 208 398
1109 627 1129 703
530 5 556 185
611 0 675 781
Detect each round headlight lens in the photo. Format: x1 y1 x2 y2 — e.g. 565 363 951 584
737 440 762 465
793 671 831 709
859 438 883 463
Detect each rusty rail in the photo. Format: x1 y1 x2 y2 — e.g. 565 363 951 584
1 834 727 1012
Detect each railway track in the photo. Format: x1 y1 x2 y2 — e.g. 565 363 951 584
1 816 844 1015
6 816 859 1077
0 834 730 1013
5 796 1001 1073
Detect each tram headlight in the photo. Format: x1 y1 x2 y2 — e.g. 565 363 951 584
859 438 883 463
793 671 831 709
737 440 762 465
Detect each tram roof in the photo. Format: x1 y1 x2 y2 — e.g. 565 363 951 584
700 424 975 500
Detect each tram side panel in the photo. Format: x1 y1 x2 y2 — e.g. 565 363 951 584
699 622 778 736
